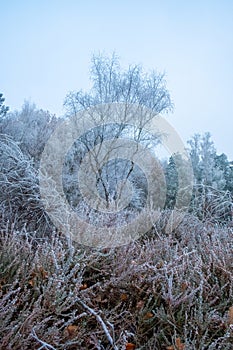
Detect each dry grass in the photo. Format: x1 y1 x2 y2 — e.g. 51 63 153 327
1 214 233 350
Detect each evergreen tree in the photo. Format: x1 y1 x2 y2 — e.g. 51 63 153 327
165 156 178 209
215 153 233 194
187 133 232 223
0 93 9 119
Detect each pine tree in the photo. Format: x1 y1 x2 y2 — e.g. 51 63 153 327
0 93 9 119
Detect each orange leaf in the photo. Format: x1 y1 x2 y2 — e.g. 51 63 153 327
166 338 185 350
120 293 128 301
176 337 185 350
143 312 154 320
125 343 136 350
228 306 233 324
66 325 79 336
28 278 36 287
39 267 48 279
79 283 88 290
181 282 189 291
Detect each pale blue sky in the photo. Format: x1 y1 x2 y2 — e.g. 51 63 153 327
1 0 233 159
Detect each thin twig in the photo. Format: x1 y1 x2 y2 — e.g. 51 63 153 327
31 329 57 350
76 297 118 350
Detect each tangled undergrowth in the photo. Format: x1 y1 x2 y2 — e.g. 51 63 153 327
0 135 52 235
1 215 233 350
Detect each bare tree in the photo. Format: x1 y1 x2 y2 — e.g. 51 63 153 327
64 53 173 114
61 54 173 227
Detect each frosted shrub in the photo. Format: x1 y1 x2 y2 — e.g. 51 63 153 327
0 134 52 234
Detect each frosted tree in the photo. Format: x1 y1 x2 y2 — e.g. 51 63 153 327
1 102 59 167
0 93 9 119
62 53 173 223
187 133 231 223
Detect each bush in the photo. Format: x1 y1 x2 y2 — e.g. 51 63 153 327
0 134 53 235
0 102 59 168
1 216 233 349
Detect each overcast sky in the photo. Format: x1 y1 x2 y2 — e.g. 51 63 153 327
1 0 233 159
